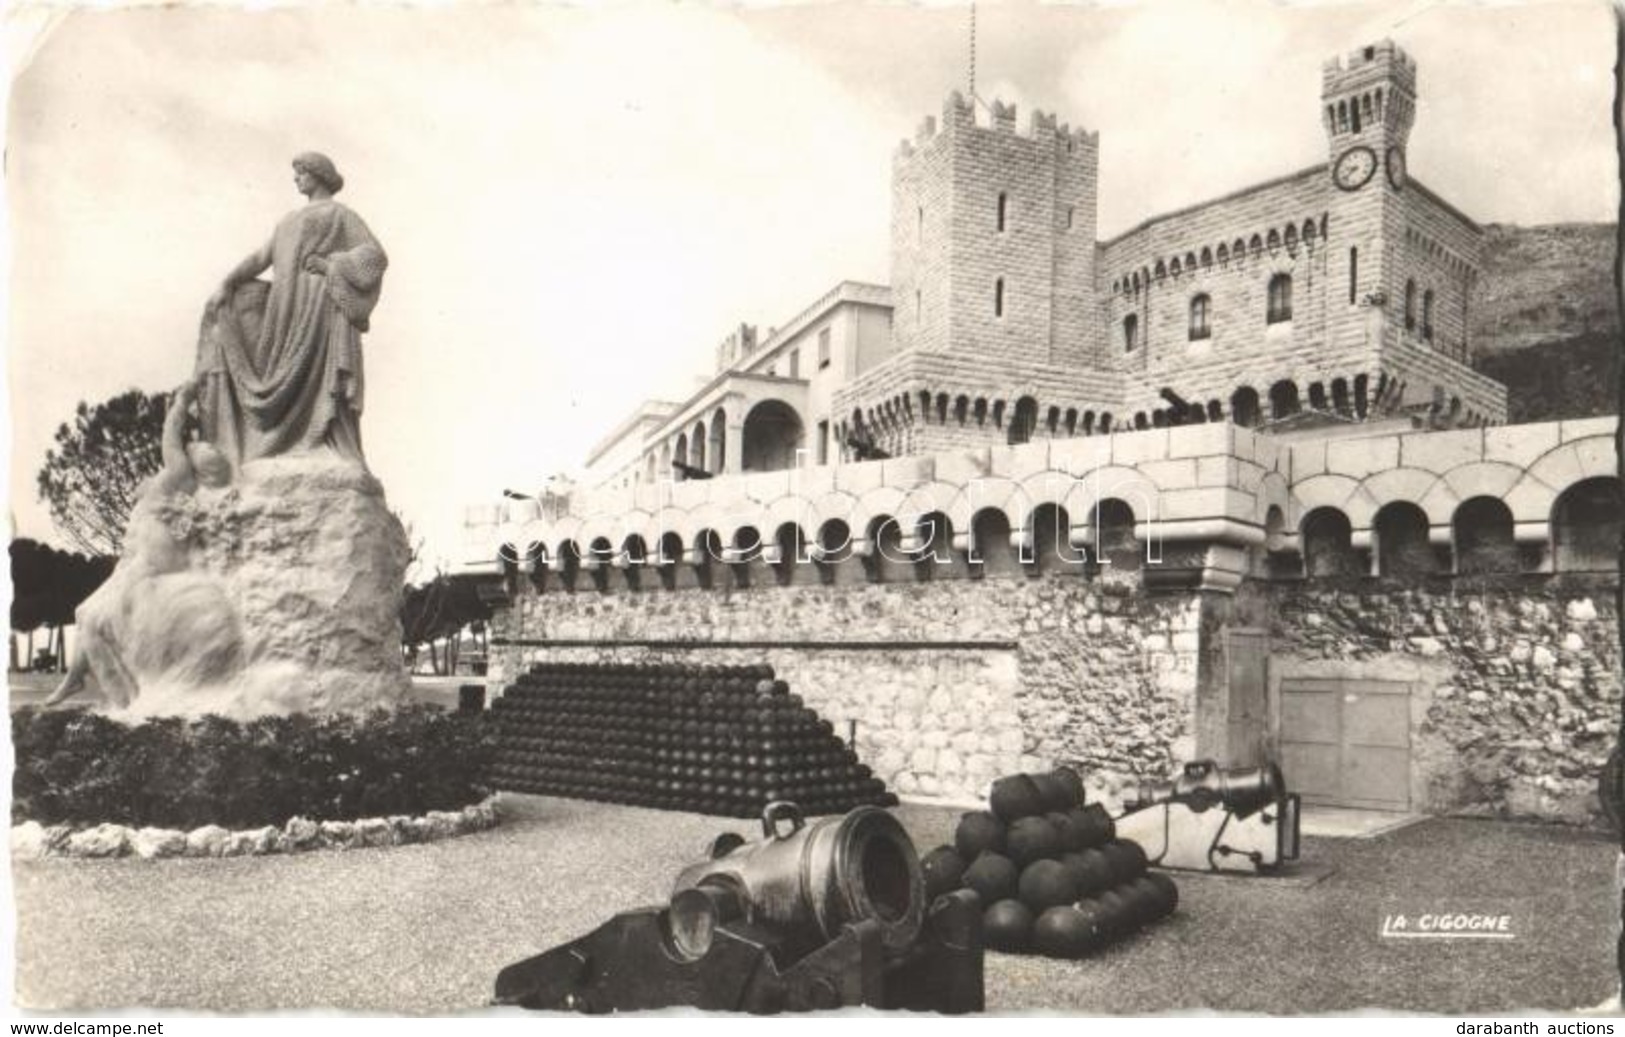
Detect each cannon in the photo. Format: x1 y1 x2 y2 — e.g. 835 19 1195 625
494 802 984 1013
1111 760 1300 875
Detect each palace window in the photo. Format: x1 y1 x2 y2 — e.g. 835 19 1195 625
1349 247 1358 304
994 278 1005 318
1266 274 1293 324
997 193 1008 233
1422 289 1435 341
818 327 831 369
1404 280 1417 330
1189 294 1211 341
789 348 800 379
1123 313 1139 352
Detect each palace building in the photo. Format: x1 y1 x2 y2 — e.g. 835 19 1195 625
461 41 1616 824
580 40 1504 493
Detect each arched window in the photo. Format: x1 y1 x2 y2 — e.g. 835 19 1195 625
1189 294 1211 341
1123 313 1139 353
1268 380 1300 420
1374 502 1435 576
994 278 1005 317
1200 247 1213 269
997 192 1008 233
1094 499 1141 574
1553 478 1624 572
1454 497 1519 575
1267 273 1293 324
1302 508 1361 577
1422 289 1435 341
1009 396 1038 446
1230 386 1261 427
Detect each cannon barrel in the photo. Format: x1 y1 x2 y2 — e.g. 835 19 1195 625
1125 759 1284 819
671 801 925 958
496 801 978 1013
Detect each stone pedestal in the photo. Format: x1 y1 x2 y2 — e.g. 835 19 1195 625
121 456 411 719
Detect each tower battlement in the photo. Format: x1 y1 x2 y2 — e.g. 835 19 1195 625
896 91 1098 158
1322 39 1417 97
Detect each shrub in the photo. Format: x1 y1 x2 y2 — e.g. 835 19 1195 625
11 704 496 830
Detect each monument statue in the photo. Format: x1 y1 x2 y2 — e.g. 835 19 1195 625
46 382 243 708
50 153 411 719
198 151 388 472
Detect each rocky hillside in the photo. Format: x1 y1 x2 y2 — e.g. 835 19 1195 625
1469 223 1619 421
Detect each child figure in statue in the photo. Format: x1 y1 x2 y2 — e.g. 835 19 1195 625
46 382 243 709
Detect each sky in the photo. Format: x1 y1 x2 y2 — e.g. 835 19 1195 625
5 0 1618 570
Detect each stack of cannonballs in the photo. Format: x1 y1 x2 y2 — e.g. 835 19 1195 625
920 769 1179 959
491 661 896 818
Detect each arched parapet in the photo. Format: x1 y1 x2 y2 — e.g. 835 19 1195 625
1357 467 1451 529
804 490 863 544
1433 461 1525 510
1289 473 1368 528
1253 470 1293 529
853 485 910 534
1502 435 1619 523
896 480 963 531
944 476 1023 532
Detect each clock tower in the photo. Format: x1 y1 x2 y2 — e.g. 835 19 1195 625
1322 40 1417 390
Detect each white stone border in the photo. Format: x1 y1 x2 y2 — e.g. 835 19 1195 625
10 794 503 860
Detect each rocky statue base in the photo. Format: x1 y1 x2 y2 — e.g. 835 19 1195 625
89 455 411 720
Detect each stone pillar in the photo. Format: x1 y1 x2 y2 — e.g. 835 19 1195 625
724 419 745 475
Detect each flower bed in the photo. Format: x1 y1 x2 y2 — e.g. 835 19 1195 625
11 703 496 832
11 796 502 859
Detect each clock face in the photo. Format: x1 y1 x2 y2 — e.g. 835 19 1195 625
1386 146 1407 190
1333 146 1378 191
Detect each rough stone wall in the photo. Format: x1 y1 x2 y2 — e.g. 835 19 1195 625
1262 578 1619 822
489 574 1202 805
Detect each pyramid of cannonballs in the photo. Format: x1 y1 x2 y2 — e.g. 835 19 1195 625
920 769 1179 959
491 661 897 818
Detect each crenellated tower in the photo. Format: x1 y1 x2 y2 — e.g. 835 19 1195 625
891 92 1103 367
1322 41 1417 359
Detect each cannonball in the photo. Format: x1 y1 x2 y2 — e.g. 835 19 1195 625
962 852 1019 904
1061 847 1115 897
1122 876 1164 922
1030 771 1074 813
1071 899 1112 948
1005 816 1060 866
989 774 1044 822
1143 871 1180 918
1069 803 1116 848
1095 888 1136 937
1016 858 1078 911
921 845 967 900
1051 766 1087 807
1102 839 1149 883
954 811 1006 861
1032 905 1099 959
1047 811 1085 852
982 899 1035 953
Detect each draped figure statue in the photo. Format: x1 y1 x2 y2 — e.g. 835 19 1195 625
198 152 387 471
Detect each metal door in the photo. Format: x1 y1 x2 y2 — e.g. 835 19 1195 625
1278 678 1411 810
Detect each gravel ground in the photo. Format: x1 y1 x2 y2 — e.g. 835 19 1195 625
12 795 1619 1014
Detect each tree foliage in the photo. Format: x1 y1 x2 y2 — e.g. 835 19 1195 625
401 575 492 676
10 538 114 633
36 389 168 556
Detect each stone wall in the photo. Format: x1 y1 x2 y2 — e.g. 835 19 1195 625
489 573 1203 805
1258 577 1619 822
